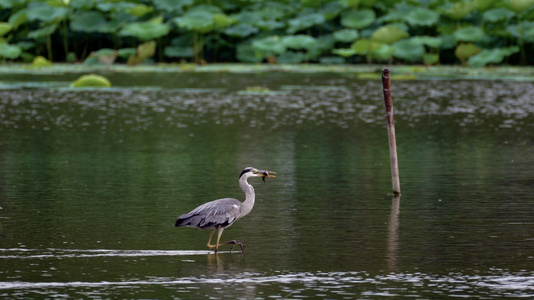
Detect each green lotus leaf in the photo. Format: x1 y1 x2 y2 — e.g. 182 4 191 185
282 35 317 50
352 38 382 54
70 11 107 33
236 43 262 63
392 38 425 62
360 0 378 7
287 13 325 34
15 41 34 50
164 45 194 58
506 0 534 13
484 8 515 22
126 4 154 18
174 10 214 33
332 48 357 57
153 0 192 13
301 0 322 8
71 74 112 88
454 26 485 43
26 3 67 23
443 1 476 19
423 53 439 65
255 19 285 31
371 44 394 61
333 29 359 43
277 51 306 64
32 55 52 67
320 56 345 64
28 24 58 39
454 43 482 63
252 36 287 57
523 22 534 42
212 14 236 30
224 23 259 38
117 48 137 59
371 25 408 45
412 36 443 48
120 17 170 41
321 1 344 20
0 22 11 37
404 7 439 26
0 42 21 59
468 46 519 67
92 48 117 65
0 0 25 9
8 9 28 29
127 41 156 65
341 9 375 29
340 0 361 7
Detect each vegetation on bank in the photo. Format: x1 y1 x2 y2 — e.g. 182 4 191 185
0 0 533 67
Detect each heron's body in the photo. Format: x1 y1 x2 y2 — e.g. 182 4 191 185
174 167 275 253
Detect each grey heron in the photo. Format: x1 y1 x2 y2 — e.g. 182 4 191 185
174 167 276 253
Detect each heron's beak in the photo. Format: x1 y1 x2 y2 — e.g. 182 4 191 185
260 170 276 178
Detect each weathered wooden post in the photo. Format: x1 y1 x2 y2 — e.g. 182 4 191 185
382 69 401 195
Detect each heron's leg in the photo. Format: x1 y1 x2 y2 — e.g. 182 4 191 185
206 229 217 249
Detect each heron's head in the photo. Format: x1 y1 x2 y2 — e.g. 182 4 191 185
239 167 277 179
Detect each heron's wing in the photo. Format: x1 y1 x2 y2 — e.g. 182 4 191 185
174 198 242 229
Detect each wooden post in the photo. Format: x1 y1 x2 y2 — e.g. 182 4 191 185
382 69 401 195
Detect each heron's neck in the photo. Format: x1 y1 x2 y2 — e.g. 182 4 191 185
239 176 255 218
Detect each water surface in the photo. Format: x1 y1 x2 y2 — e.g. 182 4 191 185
0 71 533 298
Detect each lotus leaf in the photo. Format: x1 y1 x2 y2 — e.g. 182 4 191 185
423 53 439 65
352 38 382 54
484 8 515 22
71 74 111 88
340 0 361 7
282 35 317 50
127 4 154 18
92 48 117 65
287 13 325 34
120 17 170 41
0 43 21 59
341 9 375 29
523 22 534 42
70 11 107 33
506 0 534 13
0 22 11 37
164 45 194 58
468 47 519 67
236 43 262 63
443 1 476 19
412 36 442 48
454 43 482 64
392 39 425 62
117 48 137 59
252 36 287 57
371 26 408 45
154 0 193 13
212 14 236 30
454 27 485 43
127 41 156 65
319 56 345 64
26 3 67 23
0 0 25 8
224 23 259 38
277 51 305 63
28 24 58 39
8 9 28 29
404 7 439 26
332 48 357 57
174 10 214 34
321 1 344 20
32 55 51 67
370 44 394 61
333 29 359 43
301 0 322 8
16 41 34 50
255 20 285 31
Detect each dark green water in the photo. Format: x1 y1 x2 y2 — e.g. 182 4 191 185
0 72 533 298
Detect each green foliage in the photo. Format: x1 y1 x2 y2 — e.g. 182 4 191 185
0 0 532 65
71 74 112 88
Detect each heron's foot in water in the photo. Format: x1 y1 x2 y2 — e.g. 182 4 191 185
224 240 245 253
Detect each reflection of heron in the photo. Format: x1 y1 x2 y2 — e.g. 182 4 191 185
175 167 276 253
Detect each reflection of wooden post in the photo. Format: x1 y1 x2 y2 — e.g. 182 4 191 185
382 69 401 195
387 195 401 271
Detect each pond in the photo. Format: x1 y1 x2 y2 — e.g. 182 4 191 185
0 69 533 298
